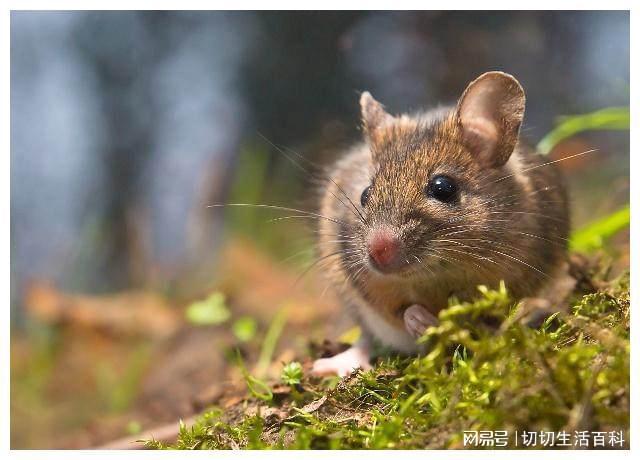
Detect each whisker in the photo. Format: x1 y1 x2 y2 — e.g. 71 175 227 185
489 149 598 185
294 251 346 286
207 203 347 226
258 132 366 224
484 247 550 279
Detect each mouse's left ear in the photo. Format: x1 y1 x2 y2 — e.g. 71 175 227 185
455 72 525 168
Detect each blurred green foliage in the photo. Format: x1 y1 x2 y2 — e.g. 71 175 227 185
185 292 231 326
225 142 313 263
537 107 630 155
233 317 258 343
126 420 142 435
226 144 271 238
542 106 630 252
570 204 630 253
255 307 289 378
95 344 152 413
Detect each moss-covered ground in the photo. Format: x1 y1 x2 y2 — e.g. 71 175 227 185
146 255 629 450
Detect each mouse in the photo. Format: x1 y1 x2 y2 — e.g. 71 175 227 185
311 71 570 377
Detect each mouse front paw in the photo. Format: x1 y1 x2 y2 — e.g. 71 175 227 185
403 304 439 339
311 345 372 377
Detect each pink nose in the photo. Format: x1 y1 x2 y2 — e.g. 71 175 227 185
367 228 401 270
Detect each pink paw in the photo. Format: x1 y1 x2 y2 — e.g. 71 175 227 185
311 346 372 377
404 304 439 339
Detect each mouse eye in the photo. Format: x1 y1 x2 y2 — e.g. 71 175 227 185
426 175 458 203
360 185 372 207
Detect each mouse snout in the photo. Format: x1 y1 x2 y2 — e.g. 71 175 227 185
367 227 402 272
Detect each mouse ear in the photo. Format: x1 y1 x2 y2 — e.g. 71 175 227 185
455 72 525 168
360 91 393 137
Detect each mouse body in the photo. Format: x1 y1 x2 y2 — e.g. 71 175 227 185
312 72 569 376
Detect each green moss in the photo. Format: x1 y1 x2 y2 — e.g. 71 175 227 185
148 270 629 450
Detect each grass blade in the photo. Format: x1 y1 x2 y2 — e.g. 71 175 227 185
537 107 629 155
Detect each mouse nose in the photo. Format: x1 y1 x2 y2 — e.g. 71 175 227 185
367 228 401 271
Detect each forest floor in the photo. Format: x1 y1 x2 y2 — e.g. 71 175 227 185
10 231 630 450
11 237 344 449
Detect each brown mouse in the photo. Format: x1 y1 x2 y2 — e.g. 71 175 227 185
312 71 570 377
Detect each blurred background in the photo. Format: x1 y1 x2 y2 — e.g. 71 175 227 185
10 11 629 448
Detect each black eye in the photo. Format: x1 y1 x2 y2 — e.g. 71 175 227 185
426 175 458 203
360 185 372 207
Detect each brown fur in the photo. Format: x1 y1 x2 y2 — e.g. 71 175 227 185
317 73 569 351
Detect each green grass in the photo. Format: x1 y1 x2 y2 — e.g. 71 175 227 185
146 269 629 449
569 204 630 253
536 107 630 155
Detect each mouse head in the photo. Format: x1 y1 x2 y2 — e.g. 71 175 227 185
354 72 526 276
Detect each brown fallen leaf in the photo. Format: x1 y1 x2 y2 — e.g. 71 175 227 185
300 395 327 414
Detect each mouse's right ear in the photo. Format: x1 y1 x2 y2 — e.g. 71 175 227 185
455 72 525 168
360 91 393 140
